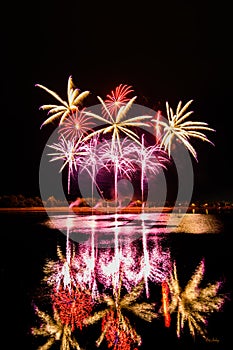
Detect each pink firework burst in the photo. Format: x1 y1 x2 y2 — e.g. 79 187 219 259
47 134 88 193
105 84 134 117
58 108 96 141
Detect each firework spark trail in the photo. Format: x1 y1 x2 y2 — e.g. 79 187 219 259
47 134 88 193
43 216 172 296
152 100 215 161
78 136 105 207
36 75 90 127
75 222 99 299
147 244 172 285
118 243 144 293
131 134 170 206
98 138 136 206
153 110 163 143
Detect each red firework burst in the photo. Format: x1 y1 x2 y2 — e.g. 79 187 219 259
101 309 140 350
51 286 93 331
104 84 134 117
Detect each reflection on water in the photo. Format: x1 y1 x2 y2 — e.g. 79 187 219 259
43 212 224 246
0 209 231 349
28 212 229 349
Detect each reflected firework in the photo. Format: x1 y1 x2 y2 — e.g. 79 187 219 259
51 285 93 331
167 258 226 341
84 280 157 349
31 306 83 350
43 243 78 292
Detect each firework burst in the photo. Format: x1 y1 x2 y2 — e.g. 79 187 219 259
51 285 93 331
36 75 90 127
167 258 226 341
78 136 104 206
131 134 170 205
82 95 152 154
43 244 78 292
84 280 157 349
152 100 215 160
104 84 134 117
47 134 88 193
97 138 136 205
58 108 95 140
31 306 82 350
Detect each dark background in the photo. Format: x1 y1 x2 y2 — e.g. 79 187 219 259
2 0 233 202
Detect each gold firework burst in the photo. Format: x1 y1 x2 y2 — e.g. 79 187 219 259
168 259 226 341
82 95 152 154
152 100 215 160
36 75 90 127
31 306 82 350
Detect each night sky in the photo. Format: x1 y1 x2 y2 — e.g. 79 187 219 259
2 0 233 202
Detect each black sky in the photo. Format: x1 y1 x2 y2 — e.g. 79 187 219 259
2 0 233 202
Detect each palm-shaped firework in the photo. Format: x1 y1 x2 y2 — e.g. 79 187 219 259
78 136 104 206
36 75 90 127
153 100 215 161
43 244 78 292
98 138 136 205
82 95 152 154
47 134 88 193
167 258 226 341
84 280 158 349
131 134 170 205
31 306 83 350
